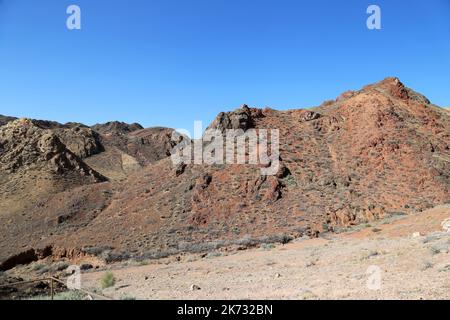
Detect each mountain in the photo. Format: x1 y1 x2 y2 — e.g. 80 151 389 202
0 118 178 268
0 77 448 270
0 115 17 127
85 126 178 180
91 121 144 135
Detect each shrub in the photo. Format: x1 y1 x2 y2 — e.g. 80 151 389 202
261 243 275 250
32 263 46 272
205 251 222 258
429 246 441 255
101 250 130 263
54 291 87 300
100 271 116 289
28 290 86 300
81 246 113 256
421 261 433 271
36 266 50 275
51 262 69 272
281 234 293 244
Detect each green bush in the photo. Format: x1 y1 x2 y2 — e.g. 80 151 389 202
101 271 116 289
27 290 86 300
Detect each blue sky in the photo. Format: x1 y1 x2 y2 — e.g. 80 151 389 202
0 0 449 130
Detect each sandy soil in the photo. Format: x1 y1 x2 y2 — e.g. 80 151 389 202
81 205 450 300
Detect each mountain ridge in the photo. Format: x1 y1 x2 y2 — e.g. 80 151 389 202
0 77 448 269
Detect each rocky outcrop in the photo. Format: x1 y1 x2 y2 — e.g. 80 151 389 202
299 111 321 122
207 105 258 132
0 119 105 181
92 127 178 166
91 121 143 135
53 126 104 159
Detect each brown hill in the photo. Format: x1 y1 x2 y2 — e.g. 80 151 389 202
84 126 178 180
0 119 108 267
91 121 143 135
0 77 449 269
0 115 17 127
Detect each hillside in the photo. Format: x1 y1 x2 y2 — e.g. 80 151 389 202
80 205 450 300
0 77 449 270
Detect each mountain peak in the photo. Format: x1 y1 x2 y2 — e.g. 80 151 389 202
91 121 143 135
364 77 431 104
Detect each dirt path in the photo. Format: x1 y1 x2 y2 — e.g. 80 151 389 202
81 206 450 300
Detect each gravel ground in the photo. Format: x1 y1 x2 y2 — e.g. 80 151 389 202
82 207 450 300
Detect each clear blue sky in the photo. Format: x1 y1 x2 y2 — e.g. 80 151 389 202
0 0 449 130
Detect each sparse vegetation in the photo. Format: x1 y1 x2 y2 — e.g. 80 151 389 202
28 290 86 300
421 261 433 271
205 251 222 258
32 263 46 272
36 266 51 275
430 246 441 255
51 261 69 272
260 243 275 251
101 271 116 289
361 250 379 260
1 79 449 300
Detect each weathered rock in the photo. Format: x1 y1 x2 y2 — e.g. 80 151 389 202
198 173 212 189
54 126 104 159
190 284 201 291
300 111 321 122
207 105 254 132
91 121 143 135
0 119 106 181
175 162 187 176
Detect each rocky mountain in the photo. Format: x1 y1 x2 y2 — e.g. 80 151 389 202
0 119 104 180
0 115 17 127
0 117 178 268
91 121 144 136
0 77 449 270
84 126 178 180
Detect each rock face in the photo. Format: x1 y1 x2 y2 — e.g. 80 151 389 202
91 121 143 135
0 117 103 159
0 118 177 267
122 127 178 164
0 77 449 268
54 126 104 159
207 104 261 132
84 126 179 179
0 119 105 181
